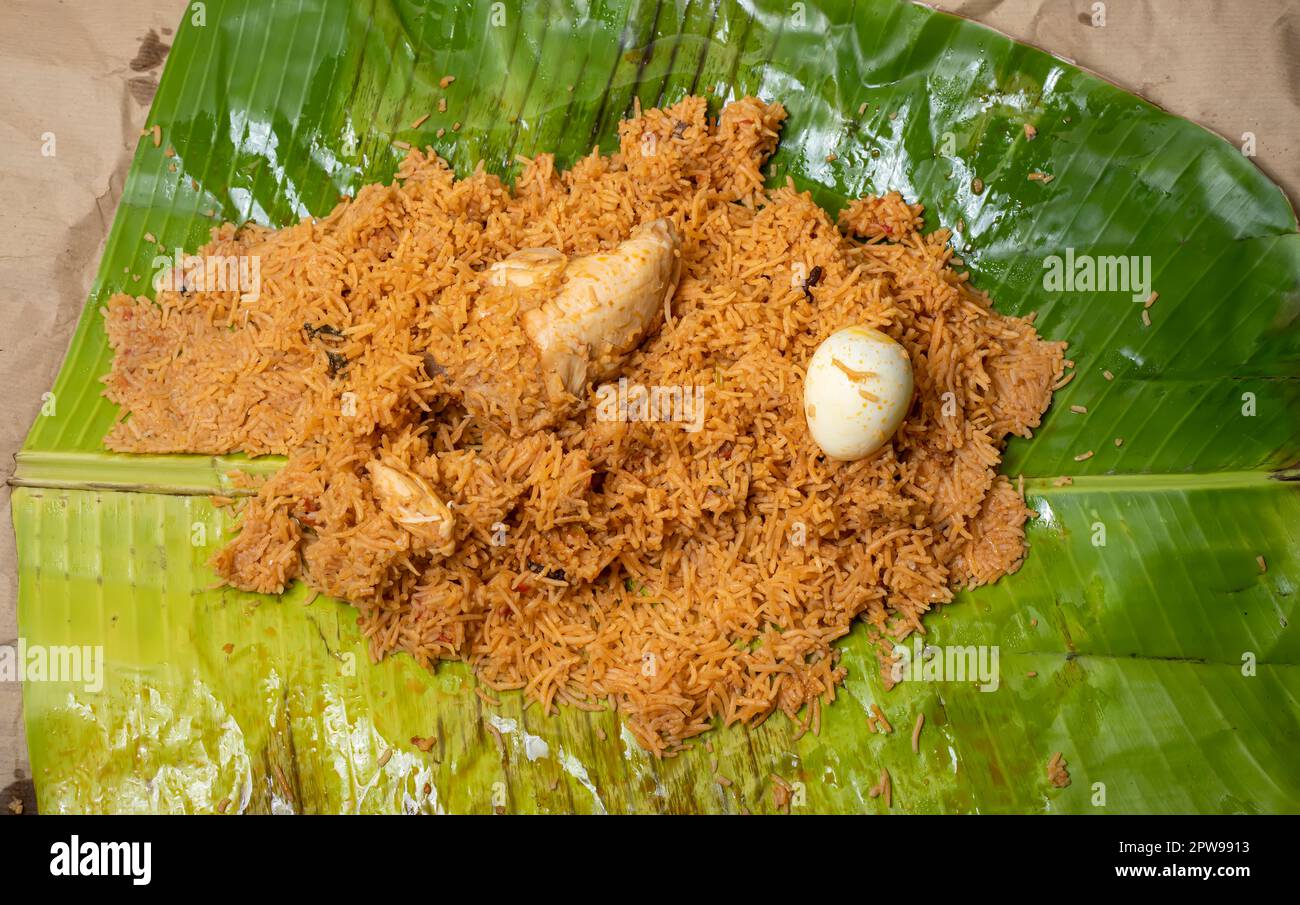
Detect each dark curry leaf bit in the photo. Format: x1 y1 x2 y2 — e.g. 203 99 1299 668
802 265 824 301
303 321 345 340
326 351 349 377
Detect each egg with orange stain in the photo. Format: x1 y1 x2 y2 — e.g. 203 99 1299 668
803 326 913 461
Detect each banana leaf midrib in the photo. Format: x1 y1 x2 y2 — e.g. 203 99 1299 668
11 448 1298 495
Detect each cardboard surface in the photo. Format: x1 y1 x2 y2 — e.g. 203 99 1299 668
0 0 188 814
0 0 1296 814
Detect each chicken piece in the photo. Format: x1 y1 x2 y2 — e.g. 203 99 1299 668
487 247 566 289
366 459 456 556
471 247 566 327
521 218 680 396
434 219 680 434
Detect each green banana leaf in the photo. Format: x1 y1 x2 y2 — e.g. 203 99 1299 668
12 0 1300 813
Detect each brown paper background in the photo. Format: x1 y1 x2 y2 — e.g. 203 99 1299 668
1 0 1297 814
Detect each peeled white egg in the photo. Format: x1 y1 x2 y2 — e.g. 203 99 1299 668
803 326 914 461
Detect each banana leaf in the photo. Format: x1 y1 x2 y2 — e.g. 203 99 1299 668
12 0 1300 814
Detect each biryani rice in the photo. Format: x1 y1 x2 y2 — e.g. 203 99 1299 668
101 96 1065 755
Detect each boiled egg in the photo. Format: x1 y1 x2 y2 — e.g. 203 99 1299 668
803 326 913 461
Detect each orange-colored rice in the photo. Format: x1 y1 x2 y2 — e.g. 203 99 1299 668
101 96 1065 754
